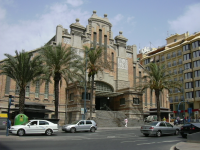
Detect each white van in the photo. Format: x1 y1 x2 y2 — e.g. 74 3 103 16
145 115 157 123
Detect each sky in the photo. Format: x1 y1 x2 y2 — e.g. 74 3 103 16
0 0 200 60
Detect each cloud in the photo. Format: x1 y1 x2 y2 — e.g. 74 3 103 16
66 0 83 7
110 14 124 26
168 3 200 34
127 16 134 23
0 3 90 60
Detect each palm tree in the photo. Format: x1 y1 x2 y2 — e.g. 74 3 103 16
0 50 44 114
40 44 84 119
84 46 111 119
137 63 181 121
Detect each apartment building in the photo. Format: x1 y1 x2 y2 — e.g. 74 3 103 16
141 31 200 119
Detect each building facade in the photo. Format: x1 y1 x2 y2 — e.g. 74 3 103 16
141 31 200 119
0 11 168 125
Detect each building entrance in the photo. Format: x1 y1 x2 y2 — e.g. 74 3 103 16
95 97 110 110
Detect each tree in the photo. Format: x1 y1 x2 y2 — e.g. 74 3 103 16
0 50 44 114
136 63 181 121
40 44 84 119
84 46 111 119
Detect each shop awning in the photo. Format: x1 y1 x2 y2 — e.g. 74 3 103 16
95 90 123 97
11 107 54 113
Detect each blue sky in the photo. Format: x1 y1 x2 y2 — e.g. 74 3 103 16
0 0 200 60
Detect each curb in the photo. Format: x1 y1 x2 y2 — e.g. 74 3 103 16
170 145 176 150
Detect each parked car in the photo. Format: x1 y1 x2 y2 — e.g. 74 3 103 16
9 120 59 136
140 121 180 137
180 123 200 138
62 120 97 133
144 115 157 123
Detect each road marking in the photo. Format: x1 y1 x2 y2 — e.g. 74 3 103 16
137 142 156 145
107 136 115 138
162 140 180 142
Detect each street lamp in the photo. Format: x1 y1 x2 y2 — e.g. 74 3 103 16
83 47 93 120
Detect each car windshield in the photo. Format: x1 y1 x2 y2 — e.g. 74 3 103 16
71 120 80 124
147 122 159 126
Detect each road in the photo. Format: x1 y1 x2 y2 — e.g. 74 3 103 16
0 128 186 150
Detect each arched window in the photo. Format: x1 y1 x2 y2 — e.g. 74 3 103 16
95 81 113 92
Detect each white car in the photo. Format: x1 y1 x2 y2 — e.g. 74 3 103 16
9 120 59 136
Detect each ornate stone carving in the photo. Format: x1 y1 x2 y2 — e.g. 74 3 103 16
118 58 128 70
64 38 71 44
127 45 133 50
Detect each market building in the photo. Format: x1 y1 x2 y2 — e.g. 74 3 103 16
0 11 169 125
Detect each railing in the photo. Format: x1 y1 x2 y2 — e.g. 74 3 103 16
103 104 112 111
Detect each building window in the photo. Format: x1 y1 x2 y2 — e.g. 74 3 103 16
161 56 165 61
169 97 173 103
175 96 178 102
93 32 97 47
82 92 90 100
120 98 125 105
184 63 192 70
133 98 139 105
44 81 49 99
70 93 74 101
195 70 200 77
192 40 200 49
184 72 193 79
173 60 176 66
183 53 191 61
193 50 200 58
112 52 114 70
168 62 171 67
35 81 40 98
25 83 30 97
173 69 177 74
174 78 177 81
168 70 171 75
167 54 171 59
186 92 193 98
179 76 183 81
15 84 20 95
172 52 176 57
178 68 183 74
174 39 177 42
194 60 200 68
180 95 184 101
196 91 200 98
5 76 11 94
177 50 182 56
183 44 190 51
185 82 193 89
99 29 102 46
195 80 200 87
178 59 182 65
144 58 150 65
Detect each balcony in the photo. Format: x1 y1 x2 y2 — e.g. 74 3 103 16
166 56 171 59
191 47 200 52
177 52 182 56
171 54 176 58
178 70 183 74
183 59 192 64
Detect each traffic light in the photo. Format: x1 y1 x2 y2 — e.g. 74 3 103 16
6 95 14 136
8 95 15 108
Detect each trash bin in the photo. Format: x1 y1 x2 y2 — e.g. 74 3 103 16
14 114 28 125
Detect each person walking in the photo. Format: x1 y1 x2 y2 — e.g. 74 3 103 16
124 118 128 127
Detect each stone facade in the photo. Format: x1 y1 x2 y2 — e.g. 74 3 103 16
0 11 166 125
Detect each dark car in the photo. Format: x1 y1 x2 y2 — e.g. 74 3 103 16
180 123 200 138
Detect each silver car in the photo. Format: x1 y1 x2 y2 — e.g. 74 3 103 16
140 121 180 137
62 120 97 133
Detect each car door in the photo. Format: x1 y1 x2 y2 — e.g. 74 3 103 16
158 122 167 134
38 121 49 133
85 121 92 131
165 122 174 134
26 121 39 133
76 121 85 131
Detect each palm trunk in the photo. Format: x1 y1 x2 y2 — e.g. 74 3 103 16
19 87 25 114
90 75 94 120
54 79 60 119
155 90 161 121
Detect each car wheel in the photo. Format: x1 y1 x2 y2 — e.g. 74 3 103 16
174 129 179 135
46 129 53 136
70 128 76 133
156 131 162 137
90 127 95 133
181 134 187 138
143 134 149 137
17 129 25 136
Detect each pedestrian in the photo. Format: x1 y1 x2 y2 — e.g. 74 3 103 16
163 117 166 122
177 116 180 124
124 118 128 127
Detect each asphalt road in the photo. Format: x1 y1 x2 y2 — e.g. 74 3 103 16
0 128 186 150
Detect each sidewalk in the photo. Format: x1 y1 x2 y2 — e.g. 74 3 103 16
171 142 200 150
